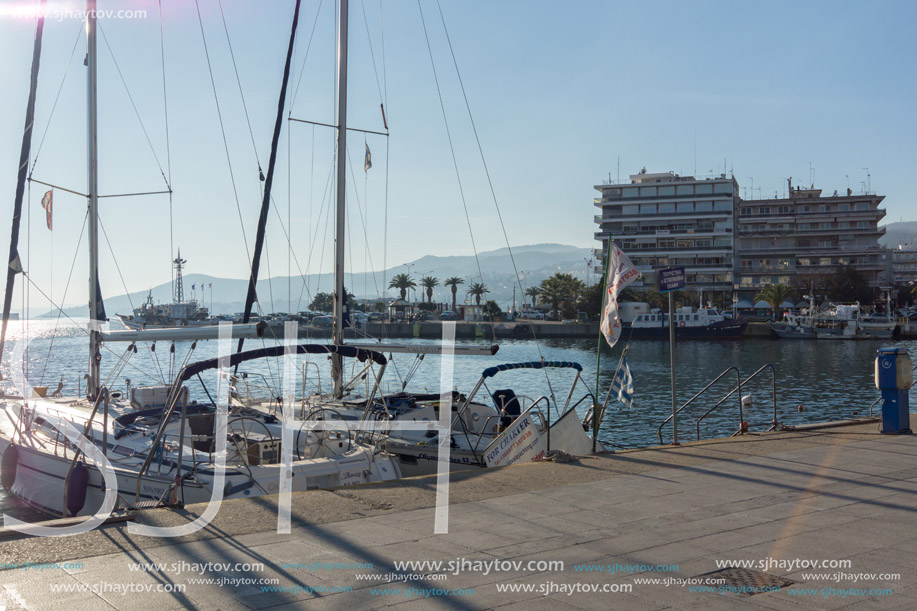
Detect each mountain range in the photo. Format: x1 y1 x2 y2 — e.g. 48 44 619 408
49 243 595 317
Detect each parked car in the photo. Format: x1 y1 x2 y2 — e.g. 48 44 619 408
517 310 544 320
312 315 333 328
439 310 458 321
367 312 383 322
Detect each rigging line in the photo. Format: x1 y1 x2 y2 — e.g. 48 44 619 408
266 191 311 308
434 0 533 350
217 0 262 171
297 150 337 307
359 0 385 108
193 0 254 279
97 215 134 310
18 272 164 382
28 19 84 178
290 0 325 108
42 195 90 384
416 0 488 300
97 22 171 190
345 145 381 297
158 0 175 309
378 0 388 107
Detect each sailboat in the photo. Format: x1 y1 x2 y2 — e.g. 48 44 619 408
0 0 403 519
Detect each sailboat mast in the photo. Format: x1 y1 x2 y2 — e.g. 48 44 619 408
331 0 349 398
87 0 101 399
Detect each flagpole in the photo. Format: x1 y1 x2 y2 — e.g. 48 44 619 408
593 239 614 453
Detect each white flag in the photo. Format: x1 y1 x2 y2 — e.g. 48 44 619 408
364 143 372 172
599 243 640 348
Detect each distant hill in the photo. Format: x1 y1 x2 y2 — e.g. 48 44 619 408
880 221 917 249
50 243 595 317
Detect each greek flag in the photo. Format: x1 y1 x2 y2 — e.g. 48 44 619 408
610 357 634 409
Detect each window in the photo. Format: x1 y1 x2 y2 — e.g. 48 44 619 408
714 201 732 212
855 202 869 210
799 205 810 212
818 240 834 248
696 220 714 231
640 204 657 214
622 205 639 215
779 258 791 269
740 207 752 215
819 222 832 229
714 182 733 194
837 203 850 211
658 203 675 213
857 221 870 228
741 277 754 287
658 239 675 248
695 184 713 194
658 186 675 196
622 187 638 198
819 204 831 212
675 185 693 195
819 257 831 265
758 207 770 215
676 239 693 248
695 201 713 212
798 258 810 266
839 222 851 229
695 239 713 247
676 202 694 213
640 186 656 197
798 223 810 230
778 206 792 214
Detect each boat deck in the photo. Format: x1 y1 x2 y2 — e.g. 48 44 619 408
2 416 916 610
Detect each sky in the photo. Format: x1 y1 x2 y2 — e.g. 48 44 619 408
1 0 915 312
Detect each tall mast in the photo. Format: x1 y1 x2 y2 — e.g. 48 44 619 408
0 0 47 367
87 0 101 399
174 249 186 302
331 0 349 398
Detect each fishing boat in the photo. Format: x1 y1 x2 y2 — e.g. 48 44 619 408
629 307 747 340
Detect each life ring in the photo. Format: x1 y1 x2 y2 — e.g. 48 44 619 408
679 321 686 327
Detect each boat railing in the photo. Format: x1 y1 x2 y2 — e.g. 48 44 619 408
301 361 323 400
657 367 741 444
695 364 778 440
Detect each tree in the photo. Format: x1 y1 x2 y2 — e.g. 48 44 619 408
539 273 584 319
388 273 416 300
754 284 795 319
484 300 502 321
309 288 354 313
467 282 489 305
825 264 876 304
577 282 604 319
420 276 439 303
524 286 541 308
618 288 640 302
444 277 464 311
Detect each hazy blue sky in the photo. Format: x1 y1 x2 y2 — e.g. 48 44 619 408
1 0 915 311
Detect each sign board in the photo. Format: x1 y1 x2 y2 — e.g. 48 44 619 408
483 411 547 468
658 267 686 292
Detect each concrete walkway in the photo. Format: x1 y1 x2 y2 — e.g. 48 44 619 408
2 417 916 610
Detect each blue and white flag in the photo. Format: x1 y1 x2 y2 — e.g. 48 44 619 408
610 357 634 409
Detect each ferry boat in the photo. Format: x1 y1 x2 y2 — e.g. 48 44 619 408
629 307 747 340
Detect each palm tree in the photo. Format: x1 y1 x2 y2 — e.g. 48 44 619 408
467 282 489 306
755 283 795 319
443 277 464 311
388 273 416 300
420 276 439 303
524 286 541 308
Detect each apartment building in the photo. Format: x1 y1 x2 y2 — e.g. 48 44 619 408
593 170 738 301
735 182 887 298
594 171 888 303
892 245 917 284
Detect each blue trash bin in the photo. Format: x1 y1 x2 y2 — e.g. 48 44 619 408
874 347 913 434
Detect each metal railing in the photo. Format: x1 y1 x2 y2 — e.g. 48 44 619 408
696 364 777 439
657 367 741 444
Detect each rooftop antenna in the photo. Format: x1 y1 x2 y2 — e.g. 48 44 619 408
693 131 697 175
808 161 814 187
617 156 620 183
747 177 754 199
863 167 871 193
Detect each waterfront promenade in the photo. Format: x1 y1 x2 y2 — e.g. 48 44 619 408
1 416 915 610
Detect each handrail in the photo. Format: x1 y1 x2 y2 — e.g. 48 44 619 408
868 397 881 418
696 363 778 439
657 367 740 444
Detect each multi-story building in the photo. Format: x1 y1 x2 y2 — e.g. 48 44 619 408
735 182 887 298
593 170 738 303
892 244 917 284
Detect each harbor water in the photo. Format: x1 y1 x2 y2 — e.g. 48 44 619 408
2 319 915 516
